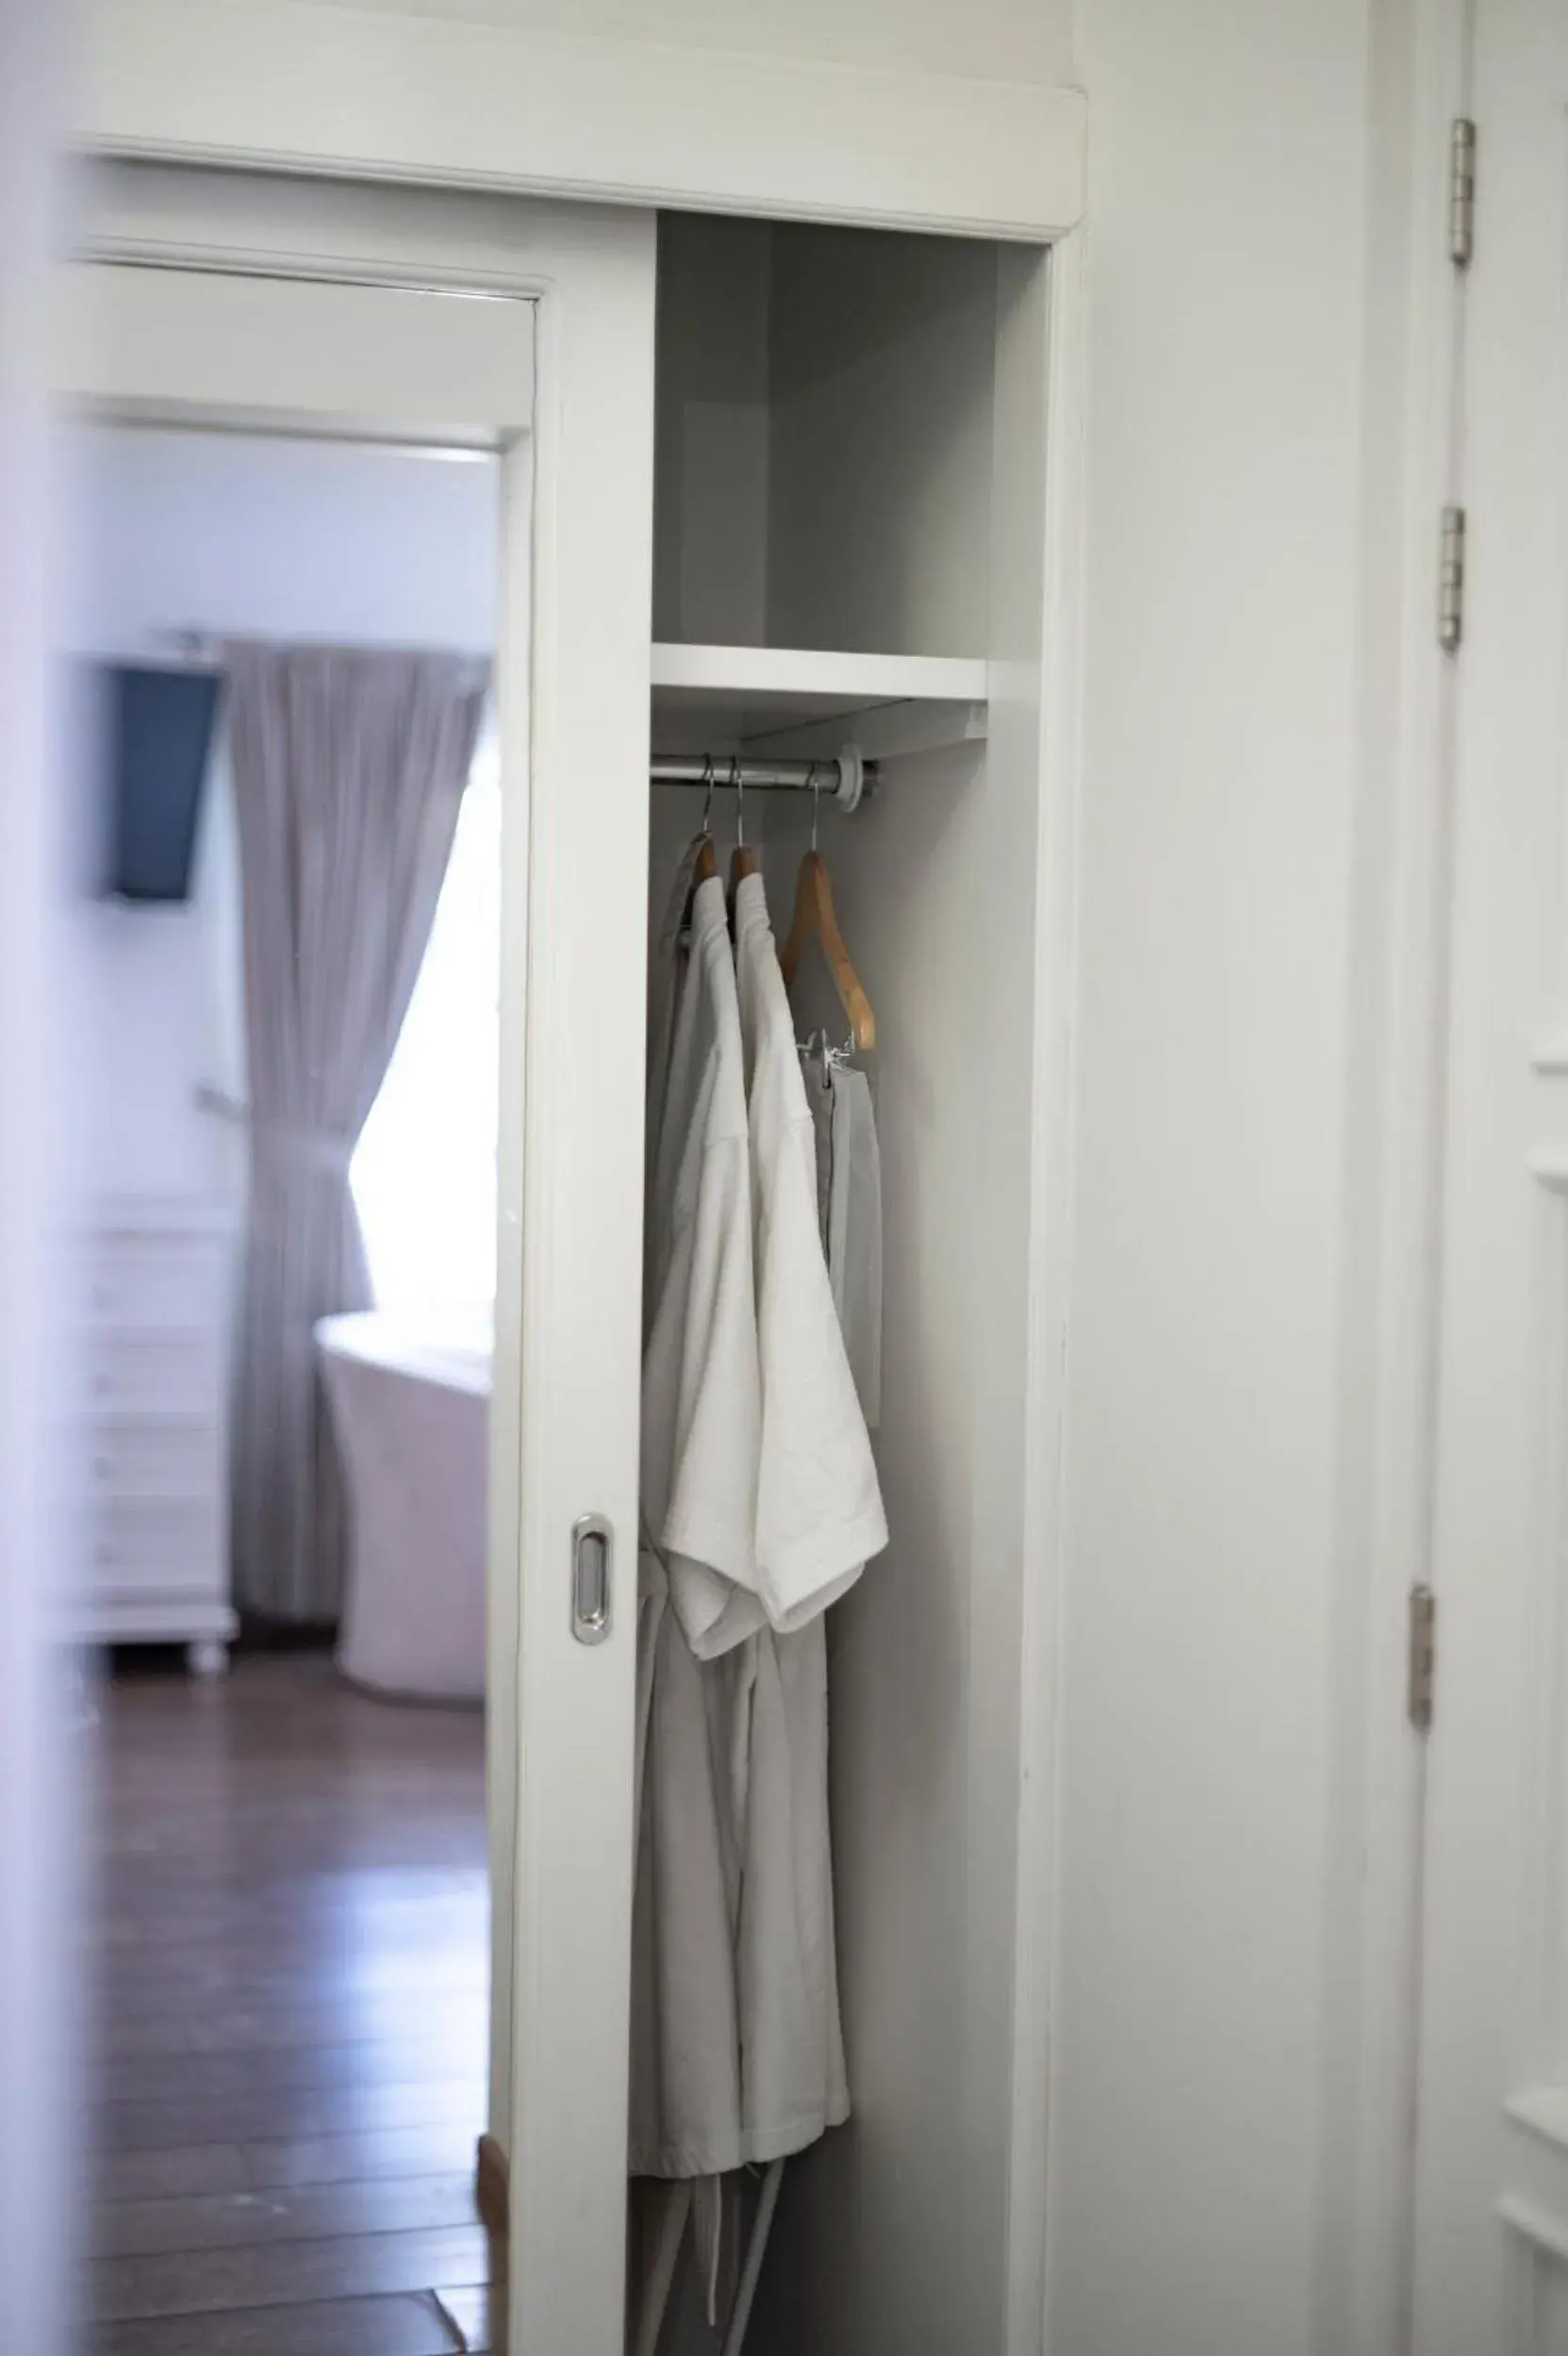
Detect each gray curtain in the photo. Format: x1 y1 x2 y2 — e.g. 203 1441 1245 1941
225 643 489 1623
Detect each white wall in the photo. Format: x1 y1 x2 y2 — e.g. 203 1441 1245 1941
1044 5 1417 2354
653 215 998 657
652 216 772 647
231 0 1074 88
67 427 499 1201
767 225 997 656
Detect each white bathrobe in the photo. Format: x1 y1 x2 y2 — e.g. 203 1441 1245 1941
732 871 885 1625
631 865 885 2185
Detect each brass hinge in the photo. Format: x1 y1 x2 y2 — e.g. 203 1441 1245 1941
1449 117 1477 267
1439 506 1466 652
1409 1584 1437 1732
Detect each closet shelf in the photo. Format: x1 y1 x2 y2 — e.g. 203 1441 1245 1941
650 644 988 765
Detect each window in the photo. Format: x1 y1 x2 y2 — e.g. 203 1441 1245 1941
352 729 501 1317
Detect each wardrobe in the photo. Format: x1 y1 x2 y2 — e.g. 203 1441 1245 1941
69 165 1070 2356
639 214 1059 2355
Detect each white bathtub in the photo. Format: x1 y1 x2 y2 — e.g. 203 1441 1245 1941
315 1309 491 1703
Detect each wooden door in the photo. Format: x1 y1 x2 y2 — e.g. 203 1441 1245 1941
1413 5 1568 2344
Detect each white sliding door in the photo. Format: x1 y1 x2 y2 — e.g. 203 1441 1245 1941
62 174 656 2354
1412 7 1568 2346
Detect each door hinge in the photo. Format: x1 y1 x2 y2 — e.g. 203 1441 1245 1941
1408 1584 1437 1732
1449 117 1477 266
1439 505 1466 652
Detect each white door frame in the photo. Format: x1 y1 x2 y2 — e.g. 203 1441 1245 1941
1404 0 1568 2339
71 166 658 2356
1315 2 1473 2351
1000 216 1085 2356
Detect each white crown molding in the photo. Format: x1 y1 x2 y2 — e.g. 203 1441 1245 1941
79 0 1087 241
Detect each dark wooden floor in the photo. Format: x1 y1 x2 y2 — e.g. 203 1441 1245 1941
84 1654 499 2355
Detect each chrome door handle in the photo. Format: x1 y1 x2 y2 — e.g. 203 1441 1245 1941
570 1514 613 1646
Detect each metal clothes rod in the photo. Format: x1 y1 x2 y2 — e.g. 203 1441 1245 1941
650 749 871 808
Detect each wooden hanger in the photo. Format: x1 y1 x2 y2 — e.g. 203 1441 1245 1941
779 777 875 1054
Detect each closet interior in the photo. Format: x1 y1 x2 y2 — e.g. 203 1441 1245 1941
643 213 1054 2356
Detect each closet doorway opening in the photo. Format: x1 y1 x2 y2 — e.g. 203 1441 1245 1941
623 211 1067 2356
60 235 535 2355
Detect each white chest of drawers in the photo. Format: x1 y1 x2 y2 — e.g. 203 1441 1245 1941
78 1200 238 1674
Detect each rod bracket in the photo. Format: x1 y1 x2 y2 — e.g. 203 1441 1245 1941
834 746 866 814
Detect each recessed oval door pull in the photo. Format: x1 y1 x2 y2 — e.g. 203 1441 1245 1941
570 1513 613 1646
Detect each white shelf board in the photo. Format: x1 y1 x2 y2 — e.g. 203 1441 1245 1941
650 643 988 763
